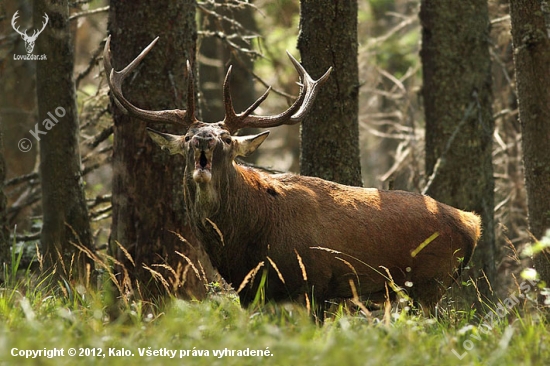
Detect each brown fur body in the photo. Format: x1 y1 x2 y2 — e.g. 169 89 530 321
185 157 481 309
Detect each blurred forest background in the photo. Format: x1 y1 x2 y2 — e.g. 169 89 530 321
0 0 548 305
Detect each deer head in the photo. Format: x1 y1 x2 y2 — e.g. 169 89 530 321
103 36 331 199
11 11 49 54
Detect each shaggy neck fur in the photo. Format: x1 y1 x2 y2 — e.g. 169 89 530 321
183 161 277 286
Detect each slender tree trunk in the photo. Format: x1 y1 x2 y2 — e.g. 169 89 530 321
420 1 496 297
108 0 214 300
34 0 93 279
199 2 257 121
0 131 8 272
509 0 550 285
298 0 362 187
199 3 261 165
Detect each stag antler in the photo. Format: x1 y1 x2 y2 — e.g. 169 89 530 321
30 13 49 40
103 36 195 127
12 12 48 40
11 11 26 38
103 36 331 134
221 52 332 134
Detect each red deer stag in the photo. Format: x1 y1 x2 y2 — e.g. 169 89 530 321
104 36 481 313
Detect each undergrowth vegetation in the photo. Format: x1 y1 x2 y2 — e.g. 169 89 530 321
1 281 549 365
1 235 549 366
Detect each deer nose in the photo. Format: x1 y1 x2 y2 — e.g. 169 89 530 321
192 135 215 150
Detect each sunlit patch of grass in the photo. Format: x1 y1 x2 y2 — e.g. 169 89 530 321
1 233 549 365
0 290 550 365
1 272 549 366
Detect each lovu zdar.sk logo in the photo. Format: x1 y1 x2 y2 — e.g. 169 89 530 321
12 10 48 60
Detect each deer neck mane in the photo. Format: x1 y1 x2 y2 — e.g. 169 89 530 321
183 162 271 224
183 162 274 277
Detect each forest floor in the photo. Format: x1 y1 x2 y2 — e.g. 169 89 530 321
1 261 549 366
2 232 550 366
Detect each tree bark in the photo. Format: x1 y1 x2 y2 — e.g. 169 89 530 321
509 0 550 285
420 1 496 295
0 131 9 271
34 0 93 279
108 0 214 299
198 3 261 165
0 3 38 190
199 2 257 122
298 0 362 187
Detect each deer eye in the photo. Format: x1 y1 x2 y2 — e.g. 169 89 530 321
184 135 191 142
223 137 232 145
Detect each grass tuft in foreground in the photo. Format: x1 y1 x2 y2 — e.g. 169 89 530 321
1 232 549 365
1 274 549 365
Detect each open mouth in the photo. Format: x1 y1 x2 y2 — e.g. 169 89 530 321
193 150 213 183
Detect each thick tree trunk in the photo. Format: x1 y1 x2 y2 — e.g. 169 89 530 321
509 0 550 285
35 0 93 279
0 3 38 190
108 0 214 299
298 0 362 187
420 1 496 297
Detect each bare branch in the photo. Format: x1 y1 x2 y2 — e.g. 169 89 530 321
84 125 113 149
75 39 106 88
69 6 109 21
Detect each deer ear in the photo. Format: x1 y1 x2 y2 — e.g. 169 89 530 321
147 128 184 155
233 131 270 157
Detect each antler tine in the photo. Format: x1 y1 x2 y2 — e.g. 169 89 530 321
37 13 49 35
103 36 194 127
222 66 272 128
11 11 26 37
223 66 238 124
222 66 237 120
222 52 332 134
285 52 332 121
